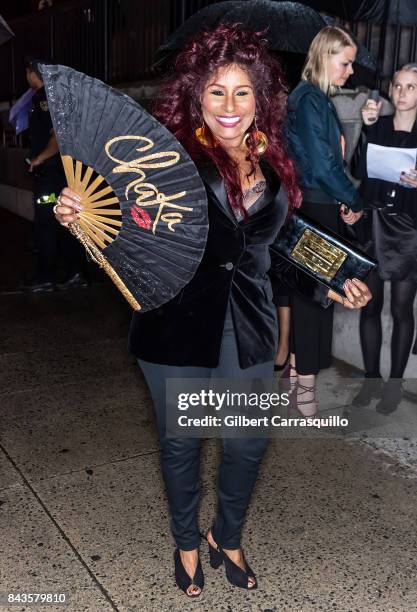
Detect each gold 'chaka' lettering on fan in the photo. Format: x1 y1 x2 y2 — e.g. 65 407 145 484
105 135 193 234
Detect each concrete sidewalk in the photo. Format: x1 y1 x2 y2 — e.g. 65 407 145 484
1 209 417 611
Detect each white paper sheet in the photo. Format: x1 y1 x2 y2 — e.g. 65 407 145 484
367 143 417 184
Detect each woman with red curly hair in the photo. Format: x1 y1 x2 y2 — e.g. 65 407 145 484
55 24 370 597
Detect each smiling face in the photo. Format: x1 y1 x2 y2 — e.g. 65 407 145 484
200 63 256 149
328 45 356 87
390 70 417 112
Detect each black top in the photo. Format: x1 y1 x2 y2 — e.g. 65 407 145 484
29 86 61 168
128 159 331 369
352 115 417 226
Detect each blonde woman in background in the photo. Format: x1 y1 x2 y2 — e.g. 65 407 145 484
280 26 364 414
352 63 417 413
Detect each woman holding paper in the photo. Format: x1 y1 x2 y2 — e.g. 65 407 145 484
352 63 417 412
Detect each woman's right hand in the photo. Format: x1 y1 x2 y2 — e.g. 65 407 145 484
340 205 363 225
361 99 382 126
54 187 83 227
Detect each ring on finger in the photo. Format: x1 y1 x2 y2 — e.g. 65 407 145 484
53 203 60 214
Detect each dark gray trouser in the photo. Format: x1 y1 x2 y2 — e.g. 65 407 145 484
138 310 273 550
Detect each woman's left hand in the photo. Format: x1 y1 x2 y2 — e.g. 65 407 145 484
328 279 372 309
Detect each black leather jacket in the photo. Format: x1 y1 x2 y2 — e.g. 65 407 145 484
128 159 330 368
287 81 363 212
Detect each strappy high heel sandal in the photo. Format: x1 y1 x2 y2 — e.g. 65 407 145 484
206 535 257 590
174 548 204 597
291 382 319 417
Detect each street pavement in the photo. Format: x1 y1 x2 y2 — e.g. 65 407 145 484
1 208 416 612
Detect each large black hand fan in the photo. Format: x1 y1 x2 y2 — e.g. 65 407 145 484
40 64 208 311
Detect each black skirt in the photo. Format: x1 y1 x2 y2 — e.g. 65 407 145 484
290 200 340 375
356 208 417 282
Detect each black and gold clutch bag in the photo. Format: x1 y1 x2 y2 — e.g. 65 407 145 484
274 213 377 295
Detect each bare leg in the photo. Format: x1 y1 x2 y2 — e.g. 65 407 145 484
288 352 298 392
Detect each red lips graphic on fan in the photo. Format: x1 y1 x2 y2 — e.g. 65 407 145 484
131 206 152 231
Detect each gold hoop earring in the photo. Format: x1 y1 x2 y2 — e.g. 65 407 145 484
195 124 215 148
244 118 269 156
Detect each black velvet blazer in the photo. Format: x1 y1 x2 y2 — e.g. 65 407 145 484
128 159 330 369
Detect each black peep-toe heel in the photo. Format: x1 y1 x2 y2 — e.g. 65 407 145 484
219 544 258 590
205 533 257 590
173 548 204 597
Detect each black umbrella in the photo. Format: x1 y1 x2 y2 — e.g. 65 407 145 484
40 64 208 312
0 14 14 45
155 0 327 66
155 0 376 73
299 0 417 26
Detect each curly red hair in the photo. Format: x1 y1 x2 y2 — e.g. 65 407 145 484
154 23 301 216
